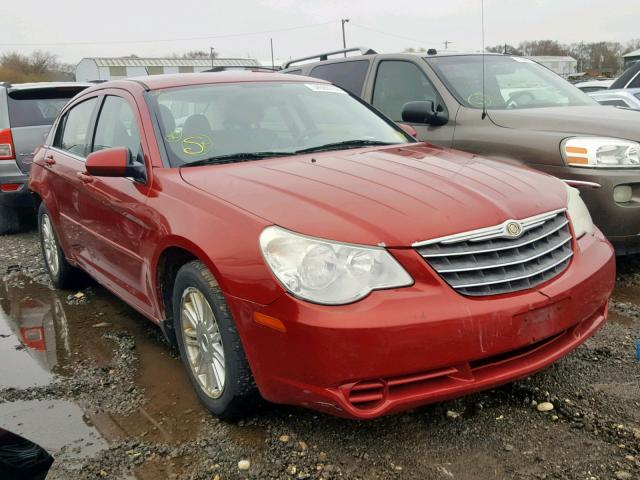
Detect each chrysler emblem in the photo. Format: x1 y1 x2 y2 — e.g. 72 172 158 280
506 221 523 237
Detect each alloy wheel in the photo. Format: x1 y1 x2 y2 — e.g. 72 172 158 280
41 214 59 277
180 287 226 398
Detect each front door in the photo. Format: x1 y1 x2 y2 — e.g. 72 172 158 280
75 92 155 316
367 59 456 147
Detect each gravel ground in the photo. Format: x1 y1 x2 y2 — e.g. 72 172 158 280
0 230 638 480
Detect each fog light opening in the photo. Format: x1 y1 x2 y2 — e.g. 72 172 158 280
613 185 633 203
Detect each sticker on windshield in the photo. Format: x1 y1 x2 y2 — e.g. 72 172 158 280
512 57 535 63
182 135 213 156
165 130 182 143
304 83 347 94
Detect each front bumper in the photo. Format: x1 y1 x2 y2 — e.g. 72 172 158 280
228 230 615 419
534 164 640 254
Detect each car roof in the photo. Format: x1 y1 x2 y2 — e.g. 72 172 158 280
116 72 328 91
575 80 615 87
2 81 92 92
589 88 640 96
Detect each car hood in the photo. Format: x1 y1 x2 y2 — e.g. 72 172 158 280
180 144 567 247
487 106 640 141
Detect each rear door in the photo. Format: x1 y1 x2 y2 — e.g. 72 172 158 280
8 86 87 173
46 96 101 254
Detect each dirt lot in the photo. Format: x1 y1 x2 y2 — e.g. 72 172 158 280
0 229 638 480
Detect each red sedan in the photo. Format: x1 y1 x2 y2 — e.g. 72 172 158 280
28 73 615 420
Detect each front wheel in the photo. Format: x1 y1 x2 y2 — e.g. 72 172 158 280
172 260 258 420
38 203 75 289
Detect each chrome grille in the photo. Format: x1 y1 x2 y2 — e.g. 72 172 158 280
414 210 573 296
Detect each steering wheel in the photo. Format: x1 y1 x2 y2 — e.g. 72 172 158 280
507 91 535 109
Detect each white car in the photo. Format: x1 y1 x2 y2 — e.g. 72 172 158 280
574 79 615 93
589 88 640 110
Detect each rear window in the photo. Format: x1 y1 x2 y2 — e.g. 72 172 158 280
7 87 86 128
309 60 370 96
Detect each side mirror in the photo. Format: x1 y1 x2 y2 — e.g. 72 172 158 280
396 123 418 137
401 101 448 126
85 147 146 182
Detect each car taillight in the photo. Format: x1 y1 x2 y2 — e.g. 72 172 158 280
0 128 15 160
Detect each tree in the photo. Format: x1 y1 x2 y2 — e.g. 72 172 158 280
518 40 568 56
0 51 71 83
486 44 522 55
168 50 218 59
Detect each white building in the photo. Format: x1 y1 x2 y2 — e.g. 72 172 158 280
75 57 262 82
526 56 578 78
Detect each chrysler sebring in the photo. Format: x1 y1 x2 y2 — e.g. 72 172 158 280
28 73 615 420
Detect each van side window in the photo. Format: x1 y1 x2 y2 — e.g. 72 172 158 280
372 61 441 121
54 98 99 158
93 96 144 163
309 60 370 96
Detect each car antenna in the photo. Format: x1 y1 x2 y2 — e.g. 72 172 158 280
481 0 488 120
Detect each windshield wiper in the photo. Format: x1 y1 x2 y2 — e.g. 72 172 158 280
181 151 296 167
294 140 396 154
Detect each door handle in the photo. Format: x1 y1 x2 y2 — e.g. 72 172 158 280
44 154 56 166
76 171 94 184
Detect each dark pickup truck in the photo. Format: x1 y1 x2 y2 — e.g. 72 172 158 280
283 48 640 254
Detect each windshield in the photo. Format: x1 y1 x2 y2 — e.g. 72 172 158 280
425 55 597 110
148 81 411 166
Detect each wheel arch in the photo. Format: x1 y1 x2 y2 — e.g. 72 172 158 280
152 237 227 347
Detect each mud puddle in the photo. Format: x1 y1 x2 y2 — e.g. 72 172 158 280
0 273 247 477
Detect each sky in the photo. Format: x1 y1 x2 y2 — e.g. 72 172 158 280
3 0 640 66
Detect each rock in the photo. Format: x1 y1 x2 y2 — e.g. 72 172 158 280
633 428 640 440
625 455 635 462
74 292 85 298
614 471 632 480
446 410 460 420
279 434 290 443
504 444 514 452
287 465 297 475
537 402 554 412
298 441 308 451
92 322 111 328
238 459 250 471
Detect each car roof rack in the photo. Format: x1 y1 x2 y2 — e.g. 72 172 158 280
282 47 377 69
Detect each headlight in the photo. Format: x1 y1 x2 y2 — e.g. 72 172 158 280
259 226 413 305
562 137 640 168
565 184 594 238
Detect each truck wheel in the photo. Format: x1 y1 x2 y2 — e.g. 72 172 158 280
38 203 74 289
173 260 258 421
0 205 21 235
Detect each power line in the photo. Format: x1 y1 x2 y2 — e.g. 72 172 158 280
1 21 335 47
350 23 431 46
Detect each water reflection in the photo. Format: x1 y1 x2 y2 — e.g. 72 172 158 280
0 278 71 388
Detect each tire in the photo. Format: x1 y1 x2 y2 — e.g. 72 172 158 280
173 260 258 421
38 203 75 289
0 204 21 235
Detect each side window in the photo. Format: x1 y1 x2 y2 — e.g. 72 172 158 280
93 96 143 163
55 98 98 157
372 61 441 121
309 60 369 96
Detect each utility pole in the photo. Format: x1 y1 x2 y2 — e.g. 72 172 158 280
341 19 349 56
210 47 215 69
443 40 453 50
270 38 275 70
